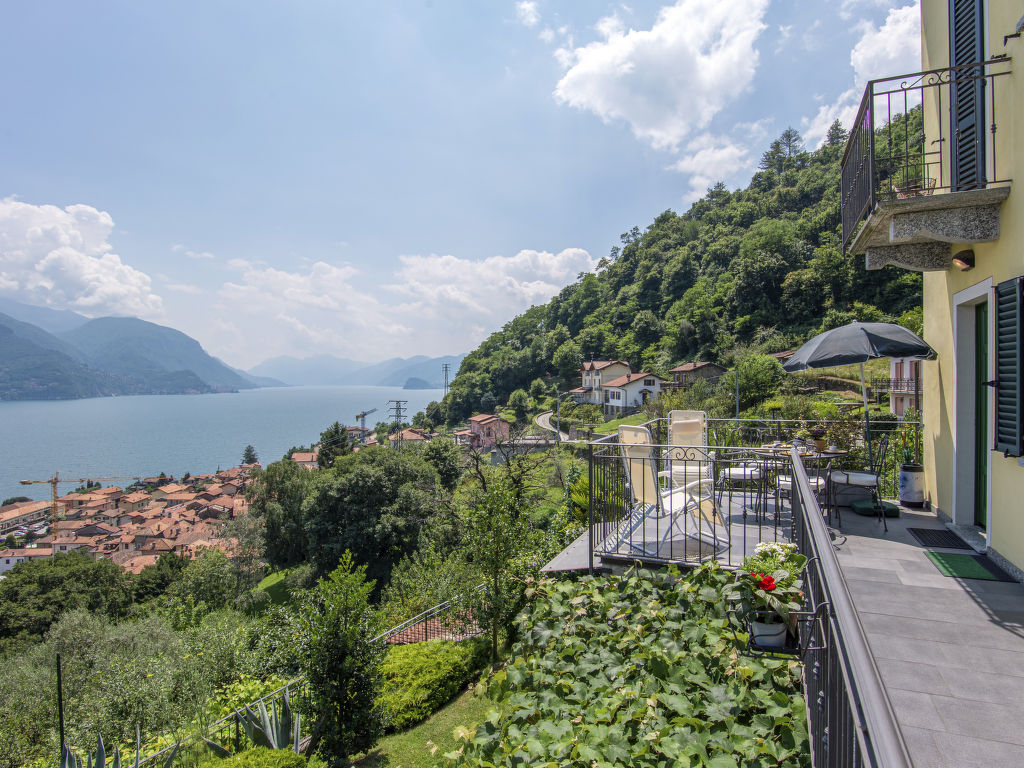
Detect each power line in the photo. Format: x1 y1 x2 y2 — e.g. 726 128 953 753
441 363 451 399
387 400 407 448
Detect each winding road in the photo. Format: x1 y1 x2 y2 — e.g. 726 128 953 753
535 410 571 443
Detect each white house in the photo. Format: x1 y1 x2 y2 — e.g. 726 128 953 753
570 360 631 405
601 372 665 416
0 547 53 575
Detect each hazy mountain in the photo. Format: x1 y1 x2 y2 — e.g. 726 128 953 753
0 316 213 400
60 317 256 391
247 354 370 385
0 296 89 334
247 353 464 388
365 354 466 388
0 312 85 361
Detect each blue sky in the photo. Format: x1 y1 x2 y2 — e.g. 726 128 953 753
0 1 920 368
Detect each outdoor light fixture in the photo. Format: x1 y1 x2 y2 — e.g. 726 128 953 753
951 249 975 271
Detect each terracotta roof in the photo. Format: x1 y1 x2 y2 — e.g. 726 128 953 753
668 361 723 373
568 386 591 394
468 413 508 424
122 491 151 503
389 428 429 442
770 350 795 360
602 372 663 388
291 452 318 463
157 483 189 495
120 554 161 575
0 547 53 558
581 360 629 372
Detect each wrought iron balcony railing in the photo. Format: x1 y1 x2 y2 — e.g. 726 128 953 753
841 58 1012 251
871 377 920 395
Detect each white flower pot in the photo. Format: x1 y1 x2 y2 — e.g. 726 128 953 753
899 463 925 508
750 620 787 649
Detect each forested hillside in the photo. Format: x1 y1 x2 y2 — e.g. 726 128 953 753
437 123 921 423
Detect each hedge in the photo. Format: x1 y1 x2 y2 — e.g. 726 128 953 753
379 637 489 732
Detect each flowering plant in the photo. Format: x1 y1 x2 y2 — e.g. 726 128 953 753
725 542 807 631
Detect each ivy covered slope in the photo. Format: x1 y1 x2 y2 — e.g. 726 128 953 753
441 124 921 422
443 565 808 768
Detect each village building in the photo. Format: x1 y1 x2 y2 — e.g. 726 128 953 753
601 372 665 416
467 413 511 448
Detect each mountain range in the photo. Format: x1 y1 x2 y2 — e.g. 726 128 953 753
249 353 466 389
0 297 463 400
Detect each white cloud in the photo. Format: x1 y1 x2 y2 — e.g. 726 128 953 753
172 243 215 260
166 283 203 295
553 0 769 151
668 134 752 201
0 197 163 317
211 248 596 367
515 1 540 28
539 27 555 43
804 3 921 145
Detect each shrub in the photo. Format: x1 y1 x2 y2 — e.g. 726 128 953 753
199 746 309 768
379 638 489 732
297 552 386 765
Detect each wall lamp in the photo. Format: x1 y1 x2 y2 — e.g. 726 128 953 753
951 249 975 271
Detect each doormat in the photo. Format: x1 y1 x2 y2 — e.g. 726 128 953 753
907 528 973 550
925 552 1014 582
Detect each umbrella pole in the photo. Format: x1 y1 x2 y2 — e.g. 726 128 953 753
860 363 873 469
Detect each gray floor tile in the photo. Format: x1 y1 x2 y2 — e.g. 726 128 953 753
887 688 945 731
929 729 1024 767
898 727 948 768
938 665 1024 704
930 695 1024 745
876 658 951 696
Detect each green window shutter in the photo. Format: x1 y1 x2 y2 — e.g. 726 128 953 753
949 0 986 190
994 277 1023 456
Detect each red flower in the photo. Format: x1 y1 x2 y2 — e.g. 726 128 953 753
751 572 777 591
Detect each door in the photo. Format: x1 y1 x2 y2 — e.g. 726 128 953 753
974 302 988 528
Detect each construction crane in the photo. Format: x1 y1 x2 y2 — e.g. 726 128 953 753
20 472 141 530
353 408 378 444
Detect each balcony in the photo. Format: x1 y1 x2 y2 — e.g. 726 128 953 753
872 376 920 395
841 58 1012 270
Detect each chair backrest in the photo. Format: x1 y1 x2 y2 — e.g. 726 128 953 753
668 415 711 465
869 433 890 475
618 426 660 507
669 410 707 432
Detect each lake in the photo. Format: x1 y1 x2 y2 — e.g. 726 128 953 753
0 385 443 503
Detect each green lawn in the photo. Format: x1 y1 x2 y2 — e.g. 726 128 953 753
256 570 290 605
591 412 648 435
353 688 493 768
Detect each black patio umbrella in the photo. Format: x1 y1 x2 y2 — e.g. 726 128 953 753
783 321 935 466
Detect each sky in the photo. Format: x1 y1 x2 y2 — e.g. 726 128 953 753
0 0 922 370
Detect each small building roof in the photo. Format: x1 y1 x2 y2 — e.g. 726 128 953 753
668 361 724 373
581 360 630 372
602 372 664 388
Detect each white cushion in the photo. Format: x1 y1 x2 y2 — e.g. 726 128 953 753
832 471 878 487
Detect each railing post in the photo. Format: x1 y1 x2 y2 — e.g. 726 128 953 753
868 80 876 214
587 440 594 576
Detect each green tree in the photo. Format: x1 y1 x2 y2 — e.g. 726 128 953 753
242 445 259 465
528 377 548 400
167 548 239 611
317 421 352 469
458 483 531 660
735 353 785 410
248 459 315 569
508 388 530 423
552 340 582 382
134 552 188 602
298 552 386 765
3 534 15 549
0 553 135 651
422 437 463 492
2 496 30 506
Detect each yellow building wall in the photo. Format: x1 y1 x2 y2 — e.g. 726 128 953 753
920 0 1024 571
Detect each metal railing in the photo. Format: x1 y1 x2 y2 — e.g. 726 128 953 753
137 589 484 765
697 417 919 500
870 377 920 395
790 449 912 768
840 57 1012 250
586 422 829 568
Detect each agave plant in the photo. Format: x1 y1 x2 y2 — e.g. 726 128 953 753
238 689 301 753
61 729 179 768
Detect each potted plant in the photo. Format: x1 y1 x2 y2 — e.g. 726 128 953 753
726 542 807 649
897 432 925 508
808 425 827 452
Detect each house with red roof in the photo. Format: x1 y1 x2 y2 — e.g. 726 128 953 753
467 414 510 448
667 361 726 388
601 372 665 417
570 360 631 405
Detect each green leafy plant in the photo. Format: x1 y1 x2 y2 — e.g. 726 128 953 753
726 542 808 632
61 731 178 768
440 564 809 767
198 746 312 768
238 689 301 753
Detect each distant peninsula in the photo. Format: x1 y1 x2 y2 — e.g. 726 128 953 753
402 376 433 390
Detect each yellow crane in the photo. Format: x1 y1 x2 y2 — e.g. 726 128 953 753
19 472 141 530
